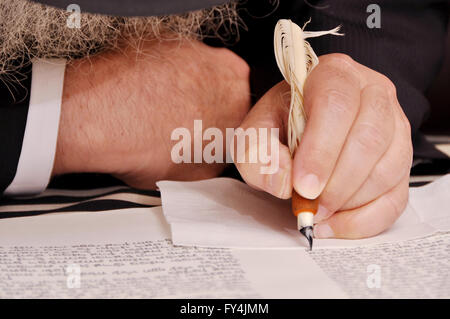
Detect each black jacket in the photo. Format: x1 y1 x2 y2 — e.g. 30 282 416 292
1 0 449 194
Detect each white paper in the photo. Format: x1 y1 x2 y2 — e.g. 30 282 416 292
1 200 448 298
0 207 345 298
157 174 450 249
308 232 450 298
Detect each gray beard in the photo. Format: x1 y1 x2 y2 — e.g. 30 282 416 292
0 0 240 79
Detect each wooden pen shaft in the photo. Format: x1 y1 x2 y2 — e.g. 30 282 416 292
291 190 319 217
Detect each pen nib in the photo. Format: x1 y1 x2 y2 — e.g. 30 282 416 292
300 226 313 250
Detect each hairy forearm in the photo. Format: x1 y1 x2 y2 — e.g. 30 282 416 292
52 54 151 178
51 39 251 189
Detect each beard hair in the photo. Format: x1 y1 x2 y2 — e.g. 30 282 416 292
0 0 241 81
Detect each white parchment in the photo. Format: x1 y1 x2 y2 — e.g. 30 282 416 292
0 207 344 298
157 174 450 249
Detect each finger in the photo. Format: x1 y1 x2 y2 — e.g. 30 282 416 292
314 174 409 239
234 82 293 199
341 101 413 210
316 84 395 221
293 54 362 200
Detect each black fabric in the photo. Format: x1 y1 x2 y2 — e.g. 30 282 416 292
0 199 155 219
33 0 229 16
0 63 32 194
0 187 160 206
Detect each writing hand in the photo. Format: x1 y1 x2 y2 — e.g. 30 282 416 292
235 53 413 239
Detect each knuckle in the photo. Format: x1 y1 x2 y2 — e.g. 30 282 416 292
233 58 251 80
219 48 250 79
354 122 387 153
379 75 397 97
321 53 354 67
321 64 358 86
396 112 413 158
401 115 412 135
365 84 393 119
320 88 356 117
312 55 360 87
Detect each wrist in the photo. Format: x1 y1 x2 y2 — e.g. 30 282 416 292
52 59 116 177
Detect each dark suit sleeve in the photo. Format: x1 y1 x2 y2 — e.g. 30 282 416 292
0 63 32 194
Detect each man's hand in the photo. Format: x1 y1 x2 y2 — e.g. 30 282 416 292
53 39 251 188
235 53 413 239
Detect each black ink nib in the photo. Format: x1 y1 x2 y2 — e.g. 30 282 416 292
300 226 313 251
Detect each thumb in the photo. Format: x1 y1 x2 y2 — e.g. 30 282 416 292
233 82 293 199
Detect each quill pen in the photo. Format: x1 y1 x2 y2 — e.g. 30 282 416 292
274 19 342 249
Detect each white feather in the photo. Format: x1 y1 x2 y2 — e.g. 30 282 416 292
274 19 343 155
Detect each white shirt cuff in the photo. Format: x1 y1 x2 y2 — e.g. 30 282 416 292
4 58 66 196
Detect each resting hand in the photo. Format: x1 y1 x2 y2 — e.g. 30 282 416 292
53 39 251 188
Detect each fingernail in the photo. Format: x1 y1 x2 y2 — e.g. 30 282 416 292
266 169 290 198
314 223 334 239
314 204 330 222
295 173 321 199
